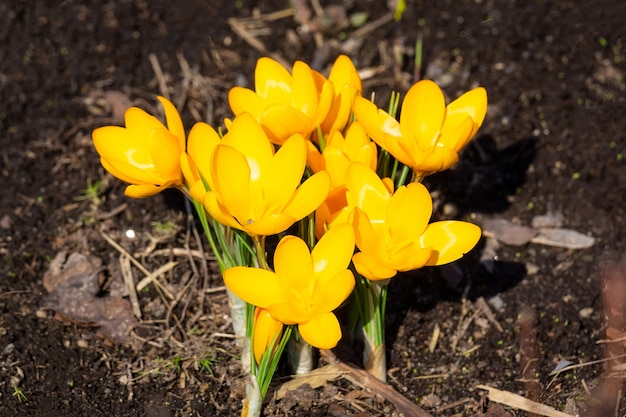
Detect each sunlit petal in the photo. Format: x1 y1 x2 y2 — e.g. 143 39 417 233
352 251 397 281
298 312 342 349
345 163 390 222
264 134 306 213
420 221 481 266
260 105 315 144
253 308 283 364
244 213 297 237
211 145 251 223
445 86 488 139
400 80 446 149
281 171 330 220
124 183 165 198
223 266 287 307
255 57 293 102
187 121 221 188
157 96 185 150
292 61 318 118
124 107 164 132
311 224 355 282
228 86 268 119
313 269 355 312
148 129 182 183
386 183 431 242
273 235 313 293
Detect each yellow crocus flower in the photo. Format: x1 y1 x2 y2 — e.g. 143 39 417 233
308 122 377 237
92 96 185 198
354 80 487 179
345 162 481 280
318 54 362 139
203 113 330 237
223 224 356 349
228 57 335 145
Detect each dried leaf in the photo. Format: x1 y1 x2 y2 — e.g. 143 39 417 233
41 251 137 343
482 218 538 246
531 228 595 249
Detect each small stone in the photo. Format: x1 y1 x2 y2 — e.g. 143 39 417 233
526 262 540 275
0 214 12 229
488 295 504 311
420 393 442 408
579 307 594 319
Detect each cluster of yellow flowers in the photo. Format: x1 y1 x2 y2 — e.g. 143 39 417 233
92 54 487 366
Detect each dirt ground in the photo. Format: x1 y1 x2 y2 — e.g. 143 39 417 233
1 0 626 416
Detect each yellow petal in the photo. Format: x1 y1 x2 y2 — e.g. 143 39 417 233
352 251 397 281
124 106 165 133
203 191 244 231
298 312 342 349
273 235 313 294
187 122 221 188
305 140 323 173
281 171 330 221
243 213 297 237
353 97 398 151
210 145 251 223
260 105 315 144
264 134 306 213
228 86 267 119
328 55 362 97
322 146 351 188
148 129 182 183
100 154 163 185
292 61 318 118
223 266 286 307
386 242 433 272
350 208 381 259
400 80 445 148
253 308 283 364
124 183 166 198
267 301 309 325
313 269 355 312
222 113 274 172
445 86 488 139
157 96 185 150
311 224 355 283
346 162 390 222
420 221 481 266
439 115 474 154
386 183 431 243
255 57 293 102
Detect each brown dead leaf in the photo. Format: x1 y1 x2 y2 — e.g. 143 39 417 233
482 218 538 246
41 251 137 344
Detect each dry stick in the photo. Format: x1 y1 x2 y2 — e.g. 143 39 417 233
135 261 178 293
120 254 142 319
227 17 290 69
148 52 169 99
475 296 503 332
320 349 434 417
99 230 174 300
477 385 574 417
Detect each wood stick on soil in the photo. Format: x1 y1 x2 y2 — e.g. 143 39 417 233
477 384 574 417
320 349 434 417
99 230 175 299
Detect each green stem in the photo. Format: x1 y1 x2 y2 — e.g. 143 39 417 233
354 272 389 381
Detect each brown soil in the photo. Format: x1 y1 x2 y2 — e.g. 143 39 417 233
1 0 626 416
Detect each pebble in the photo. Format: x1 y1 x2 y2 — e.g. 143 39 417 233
0 214 11 229
488 295 505 311
579 307 594 318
